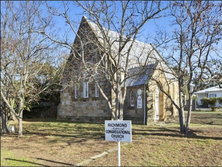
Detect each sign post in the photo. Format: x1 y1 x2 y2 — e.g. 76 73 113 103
105 120 132 166
118 141 120 166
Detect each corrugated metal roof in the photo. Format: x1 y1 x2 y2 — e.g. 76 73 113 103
84 17 177 80
87 18 161 67
125 64 156 87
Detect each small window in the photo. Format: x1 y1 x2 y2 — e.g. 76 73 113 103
83 72 89 98
209 94 216 98
74 84 77 99
95 83 99 97
130 91 135 107
95 74 99 97
83 82 89 98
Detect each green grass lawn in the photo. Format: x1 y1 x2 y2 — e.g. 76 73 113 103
1 111 222 166
1 149 37 166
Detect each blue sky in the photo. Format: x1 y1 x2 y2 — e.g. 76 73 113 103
46 1 171 45
4 1 220 61
45 1 221 63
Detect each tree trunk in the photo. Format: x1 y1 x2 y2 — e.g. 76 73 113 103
186 97 193 133
115 82 122 120
2 111 9 134
177 81 186 133
18 117 23 137
178 108 185 132
115 99 119 120
114 94 124 120
119 100 124 120
111 109 115 120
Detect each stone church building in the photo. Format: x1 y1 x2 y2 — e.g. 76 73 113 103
57 16 179 125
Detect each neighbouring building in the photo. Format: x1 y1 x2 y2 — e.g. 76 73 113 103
194 85 222 107
57 16 179 124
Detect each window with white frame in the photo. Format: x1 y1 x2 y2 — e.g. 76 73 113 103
130 91 135 107
209 94 216 98
74 84 78 99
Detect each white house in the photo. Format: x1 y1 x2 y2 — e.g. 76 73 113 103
194 86 222 107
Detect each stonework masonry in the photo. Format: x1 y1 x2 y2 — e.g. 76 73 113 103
57 16 179 125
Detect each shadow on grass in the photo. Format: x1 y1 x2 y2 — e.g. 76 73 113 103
2 124 105 143
6 125 221 142
23 131 104 141
5 157 75 166
21 121 105 141
5 158 50 167
133 127 222 140
23 118 105 125
191 115 222 120
23 118 58 123
35 157 74 166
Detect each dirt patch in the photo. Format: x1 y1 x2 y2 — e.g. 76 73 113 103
88 125 222 166
2 133 117 166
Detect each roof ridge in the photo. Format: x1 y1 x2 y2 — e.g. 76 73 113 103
83 16 152 47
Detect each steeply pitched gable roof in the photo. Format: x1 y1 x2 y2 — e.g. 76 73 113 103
77 16 177 80
84 17 160 67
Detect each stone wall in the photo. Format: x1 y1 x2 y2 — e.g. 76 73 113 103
57 80 112 123
58 70 179 124
146 90 154 124
57 16 180 125
145 66 179 123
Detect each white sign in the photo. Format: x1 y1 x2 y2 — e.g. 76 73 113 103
105 120 132 143
137 96 142 108
137 89 142 96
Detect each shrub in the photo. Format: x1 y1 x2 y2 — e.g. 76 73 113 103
218 97 222 105
208 97 218 111
201 97 218 111
201 97 209 106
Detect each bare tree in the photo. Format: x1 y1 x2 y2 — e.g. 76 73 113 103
206 58 222 87
1 1 65 136
42 1 168 120
153 1 222 133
